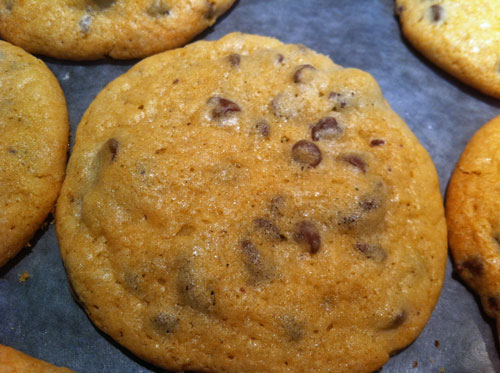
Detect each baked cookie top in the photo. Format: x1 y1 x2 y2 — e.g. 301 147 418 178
0 0 235 60
0 41 68 267
0 345 73 373
56 33 447 372
395 0 500 98
446 116 500 327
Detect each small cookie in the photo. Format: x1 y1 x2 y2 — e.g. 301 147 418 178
0 41 68 267
56 33 447 372
0 345 72 372
446 115 500 328
0 0 235 60
395 0 500 98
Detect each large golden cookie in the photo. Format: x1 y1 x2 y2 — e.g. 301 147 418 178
396 0 500 98
0 40 68 267
0 0 235 60
56 33 447 372
447 115 500 334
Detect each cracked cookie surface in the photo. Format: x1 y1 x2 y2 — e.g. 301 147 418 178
446 115 500 335
0 0 235 60
56 33 447 372
0 40 68 267
396 0 500 98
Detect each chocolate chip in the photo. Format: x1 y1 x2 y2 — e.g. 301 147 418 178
151 313 178 334
107 138 119 161
240 240 275 284
370 139 385 147
383 310 407 330
254 218 286 241
458 257 484 277
207 97 241 119
429 4 444 23
341 153 367 173
311 117 342 141
177 258 216 313
146 0 170 17
269 196 286 217
276 54 285 64
359 196 381 211
354 243 387 262
78 15 92 33
329 91 348 110
7 148 17 154
294 221 321 254
281 315 305 342
292 140 322 168
293 64 316 83
254 120 270 138
227 53 240 67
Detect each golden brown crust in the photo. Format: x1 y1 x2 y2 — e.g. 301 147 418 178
396 0 500 98
0 0 235 60
57 32 447 372
0 40 68 267
446 115 500 322
0 345 73 372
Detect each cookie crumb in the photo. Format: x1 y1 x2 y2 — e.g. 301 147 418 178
434 340 440 347
412 361 418 368
19 271 30 282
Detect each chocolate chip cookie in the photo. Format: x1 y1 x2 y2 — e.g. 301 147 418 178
56 32 447 372
0 0 235 60
0 345 73 372
396 0 500 98
0 41 68 267
446 115 500 334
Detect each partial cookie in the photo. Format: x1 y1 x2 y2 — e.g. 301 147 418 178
0 0 235 60
446 115 500 328
56 33 447 372
395 0 500 98
0 345 72 372
0 41 68 267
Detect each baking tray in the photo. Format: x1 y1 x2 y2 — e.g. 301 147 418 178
1 0 500 371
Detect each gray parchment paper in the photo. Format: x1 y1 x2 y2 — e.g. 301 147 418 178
1 1 500 371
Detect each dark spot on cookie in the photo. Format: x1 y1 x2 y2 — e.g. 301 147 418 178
370 139 386 147
5 0 13 11
395 4 404 17
292 140 322 168
254 218 286 241
254 120 270 138
177 258 216 313
494 232 500 246
107 138 119 161
124 272 140 292
78 15 92 33
354 243 387 262
311 117 342 141
146 0 170 17
428 4 444 23
276 54 285 64
91 0 116 9
458 257 484 277
269 195 286 217
487 295 500 315
293 64 316 83
227 53 241 67
341 153 367 173
240 240 275 284
7 148 17 154
294 221 321 254
207 97 241 119
151 313 178 334
281 315 305 342
205 1 216 19
359 195 381 211
383 310 407 330
329 91 348 110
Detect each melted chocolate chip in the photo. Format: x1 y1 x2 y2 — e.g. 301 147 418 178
254 218 286 241
240 240 275 284
292 140 322 168
276 54 285 64
294 221 321 254
370 139 385 147
383 310 407 330
151 313 178 334
227 53 241 67
429 4 444 22
341 153 367 173
281 315 305 342
293 64 316 83
207 97 241 119
146 0 170 17
458 257 484 276
359 196 381 211
311 117 342 141
255 120 270 138
107 138 119 161
354 243 387 262
177 259 216 313
269 195 286 217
